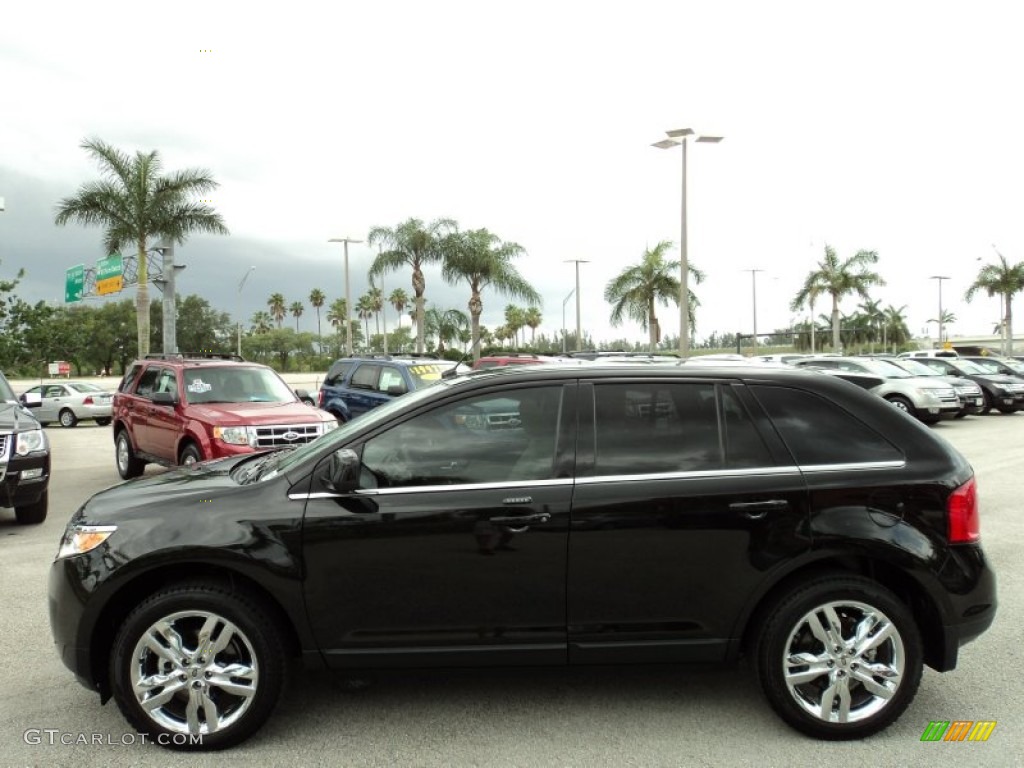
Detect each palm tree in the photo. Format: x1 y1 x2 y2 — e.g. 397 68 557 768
267 293 286 328
604 241 704 351
882 305 910 352
791 244 885 353
524 307 542 345
966 251 1024 355
441 227 540 358
424 307 469 354
309 288 326 357
858 299 885 353
326 298 348 352
357 294 374 350
54 138 229 356
250 311 273 334
928 309 957 343
368 217 458 354
289 301 304 332
504 305 526 348
389 288 409 328
368 285 384 339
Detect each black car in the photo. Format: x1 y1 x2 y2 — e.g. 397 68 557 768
0 372 51 524
49 365 996 749
318 355 457 422
912 356 1024 414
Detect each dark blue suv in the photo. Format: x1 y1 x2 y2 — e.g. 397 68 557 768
318 356 457 422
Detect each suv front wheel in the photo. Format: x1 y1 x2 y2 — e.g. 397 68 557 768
756 575 923 740
116 430 146 480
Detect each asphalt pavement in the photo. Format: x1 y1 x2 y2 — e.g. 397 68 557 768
0 410 1020 767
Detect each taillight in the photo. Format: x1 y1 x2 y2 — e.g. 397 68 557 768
317 390 324 408
947 476 979 543
83 396 94 405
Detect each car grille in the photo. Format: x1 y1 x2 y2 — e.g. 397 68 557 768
954 384 982 397
251 423 326 448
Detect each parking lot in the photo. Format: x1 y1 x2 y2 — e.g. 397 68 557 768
1 413 1020 766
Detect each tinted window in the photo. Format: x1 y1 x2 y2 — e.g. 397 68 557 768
325 361 353 386
750 385 903 465
350 364 380 390
120 364 143 393
0 374 16 402
135 367 162 398
593 382 771 475
360 386 563 487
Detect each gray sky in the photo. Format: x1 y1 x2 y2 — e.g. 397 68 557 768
2 0 1022 347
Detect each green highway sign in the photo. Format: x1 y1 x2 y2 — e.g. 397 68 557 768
95 254 124 296
65 264 85 303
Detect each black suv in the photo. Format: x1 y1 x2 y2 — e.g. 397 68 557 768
0 371 50 524
318 355 456 422
49 365 996 749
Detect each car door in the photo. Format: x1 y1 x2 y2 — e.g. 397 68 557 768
567 378 809 664
22 387 48 421
42 385 68 422
300 383 576 668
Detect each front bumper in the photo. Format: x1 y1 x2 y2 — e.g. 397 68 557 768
0 452 50 508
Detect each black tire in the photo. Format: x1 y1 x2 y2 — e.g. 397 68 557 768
116 430 146 480
885 396 915 418
980 391 994 415
180 443 203 466
59 408 78 428
95 417 112 426
109 583 286 751
756 575 923 740
954 411 968 419
996 404 1017 415
14 490 48 525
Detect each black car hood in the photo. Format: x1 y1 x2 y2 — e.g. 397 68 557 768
78 455 254 524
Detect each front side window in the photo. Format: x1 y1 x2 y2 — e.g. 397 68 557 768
360 386 563 488
134 367 163 397
750 385 903 466
378 366 406 393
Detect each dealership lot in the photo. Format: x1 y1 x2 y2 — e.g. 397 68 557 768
1 415 1021 766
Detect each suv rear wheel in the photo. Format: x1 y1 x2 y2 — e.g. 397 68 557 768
109 583 286 751
116 430 146 480
180 443 203 466
756 575 923 740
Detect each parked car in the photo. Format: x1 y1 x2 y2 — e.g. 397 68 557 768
911 357 1024 414
112 354 338 479
958 355 1024 379
318 355 457 422
898 349 959 359
793 357 960 423
18 380 113 427
50 363 995 748
0 371 50 524
882 357 985 418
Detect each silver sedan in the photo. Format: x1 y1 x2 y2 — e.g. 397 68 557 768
19 381 113 427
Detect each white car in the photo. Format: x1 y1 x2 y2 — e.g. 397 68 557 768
19 381 113 427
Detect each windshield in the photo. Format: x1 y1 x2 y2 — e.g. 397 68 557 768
859 359 913 378
407 362 457 387
967 359 1007 375
271 376 466 476
0 374 16 402
949 359 985 374
182 366 297 404
891 359 939 377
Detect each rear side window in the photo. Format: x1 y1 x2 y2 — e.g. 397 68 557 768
350 364 380 390
324 361 353 387
593 382 772 475
120 364 144 393
750 385 903 466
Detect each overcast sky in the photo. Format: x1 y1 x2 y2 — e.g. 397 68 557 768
2 1 1023 349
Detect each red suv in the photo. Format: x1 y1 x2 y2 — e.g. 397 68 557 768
112 354 337 479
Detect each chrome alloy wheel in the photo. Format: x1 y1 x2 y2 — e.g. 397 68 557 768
782 600 905 724
130 610 259 737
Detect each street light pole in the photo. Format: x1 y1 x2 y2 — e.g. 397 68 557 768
564 259 589 352
236 266 256 357
653 128 723 356
930 275 950 347
744 268 763 351
329 237 363 356
561 288 576 354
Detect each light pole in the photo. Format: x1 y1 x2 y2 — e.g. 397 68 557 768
653 128 723 356
930 275 950 347
564 259 589 352
329 237 363 356
744 268 763 351
236 266 256 357
561 288 576 354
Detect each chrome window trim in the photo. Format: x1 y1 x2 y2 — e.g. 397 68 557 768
797 460 906 473
577 466 802 484
289 477 573 500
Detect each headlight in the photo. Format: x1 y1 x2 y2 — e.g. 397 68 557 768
322 420 339 434
213 426 252 445
14 429 47 456
57 524 117 559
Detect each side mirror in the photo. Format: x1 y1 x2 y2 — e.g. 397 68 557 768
151 391 177 406
325 448 360 493
20 392 42 408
